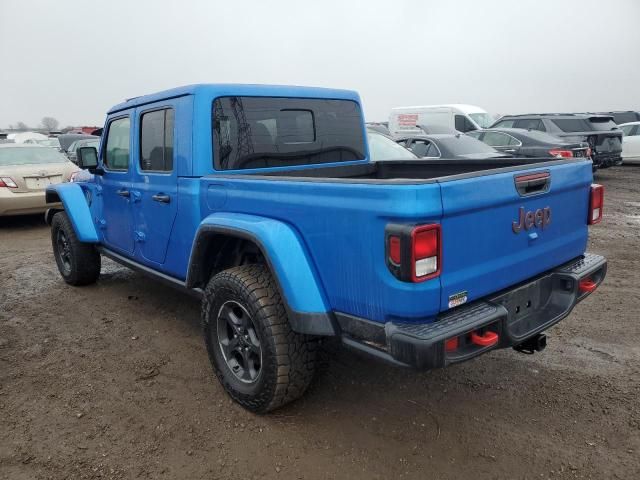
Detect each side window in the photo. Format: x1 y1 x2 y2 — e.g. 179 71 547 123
466 131 482 140
483 132 510 147
620 125 633 136
140 108 174 172
454 115 475 132
516 119 545 131
104 117 131 170
493 119 515 128
425 141 440 157
409 139 431 157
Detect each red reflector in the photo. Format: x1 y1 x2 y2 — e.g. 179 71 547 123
389 236 401 265
413 228 438 259
445 337 458 352
549 149 574 158
579 279 597 293
588 184 604 225
470 331 499 347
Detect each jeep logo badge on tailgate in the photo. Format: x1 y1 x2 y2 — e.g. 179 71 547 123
512 206 551 233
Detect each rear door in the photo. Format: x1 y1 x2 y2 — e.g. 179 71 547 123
438 160 592 310
98 115 135 254
130 102 179 266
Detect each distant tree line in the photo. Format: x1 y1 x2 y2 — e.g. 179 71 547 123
6 117 75 133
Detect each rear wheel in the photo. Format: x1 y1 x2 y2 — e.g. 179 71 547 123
202 264 317 413
51 211 101 286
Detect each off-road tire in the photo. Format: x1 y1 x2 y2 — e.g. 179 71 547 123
51 211 101 286
202 264 317 413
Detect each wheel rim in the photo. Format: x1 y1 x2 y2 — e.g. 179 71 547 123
56 229 72 275
216 300 262 384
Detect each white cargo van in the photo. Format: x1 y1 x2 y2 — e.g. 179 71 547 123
388 104 494 137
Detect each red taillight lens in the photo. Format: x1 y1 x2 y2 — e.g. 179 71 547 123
386 223 442 282
389 236 401 265
411 224 440 281
0 176 18 188
549 149 573 158
586 147 592 158
588 184 604 225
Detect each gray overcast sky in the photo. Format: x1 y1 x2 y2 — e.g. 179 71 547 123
1 0 639 128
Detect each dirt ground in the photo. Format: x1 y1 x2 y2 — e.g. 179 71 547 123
1 167 639 480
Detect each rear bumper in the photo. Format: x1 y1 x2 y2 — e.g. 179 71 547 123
0 189 58 216
594 153 622 168
337 253 607 369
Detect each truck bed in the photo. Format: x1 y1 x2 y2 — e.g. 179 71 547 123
245 157 573 183
197 157 593 324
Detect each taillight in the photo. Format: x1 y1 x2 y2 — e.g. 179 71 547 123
0 176 18 188
586 147 592 158
386 223 441 282
411 225 440 281
549 149 573 158
588 184 604 225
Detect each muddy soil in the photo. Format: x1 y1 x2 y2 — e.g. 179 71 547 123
1 167 639 480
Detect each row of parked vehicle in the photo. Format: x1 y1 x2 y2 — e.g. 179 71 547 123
367 105 640 170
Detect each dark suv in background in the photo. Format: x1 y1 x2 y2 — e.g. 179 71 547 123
595 111 640 125
491 113 622 169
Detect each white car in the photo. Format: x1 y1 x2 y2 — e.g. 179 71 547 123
619 122 640 164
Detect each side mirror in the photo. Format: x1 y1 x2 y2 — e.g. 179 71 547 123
76 147 102 174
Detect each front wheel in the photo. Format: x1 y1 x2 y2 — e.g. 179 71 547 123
51 211 101 286
202 264 317 413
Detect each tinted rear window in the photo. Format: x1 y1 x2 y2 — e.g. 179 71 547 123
551 117 618 132
587 117 618 131
212 97 365 170
610 112 639 124
438 135 498 154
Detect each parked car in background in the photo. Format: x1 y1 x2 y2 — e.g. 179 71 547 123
389 104 494 137
24 137 62 149
595 111 640 125
619 122 640 164
57 134 99 156
491 114 622 168
467 128 591 161
0 145 77 216
366 129 419 161
395 133 508 160
12 132 48 144
66 138 101 164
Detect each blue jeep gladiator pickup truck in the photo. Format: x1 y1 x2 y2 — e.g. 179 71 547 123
45 84 607 412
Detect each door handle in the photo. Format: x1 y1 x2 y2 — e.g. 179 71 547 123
152 193 171 204
116 189 130 198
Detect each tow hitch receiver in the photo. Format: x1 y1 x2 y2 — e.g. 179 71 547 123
514 333 547 354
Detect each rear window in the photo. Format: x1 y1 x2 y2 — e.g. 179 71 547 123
212 97 365 170
439 135 498 154
610 112 639 124
551 117 617 132
0 147 68 166
587 117 618 131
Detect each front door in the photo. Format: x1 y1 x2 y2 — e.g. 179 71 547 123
131 105 178 265
99 116 134 254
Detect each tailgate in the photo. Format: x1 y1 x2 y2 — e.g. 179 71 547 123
438 160 592 311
